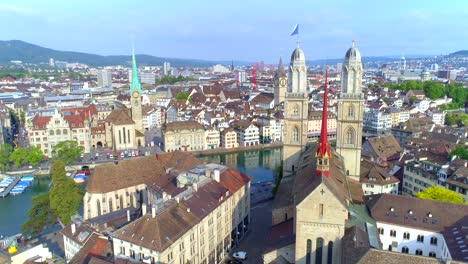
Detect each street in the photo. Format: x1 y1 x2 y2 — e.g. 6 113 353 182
228 200 272 264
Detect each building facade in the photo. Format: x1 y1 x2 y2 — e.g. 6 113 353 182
274 57 287 106
335 41 365 180
282 42 309 175
220 129 238 149
163 120 205 152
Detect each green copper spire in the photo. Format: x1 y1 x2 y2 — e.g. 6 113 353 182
130 48 142 95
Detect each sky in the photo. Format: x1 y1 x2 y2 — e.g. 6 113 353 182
1 0 467 63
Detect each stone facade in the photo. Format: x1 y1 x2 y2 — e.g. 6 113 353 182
274 57 287 106
283 43 309 176
336 42 365 180
163 120 206 152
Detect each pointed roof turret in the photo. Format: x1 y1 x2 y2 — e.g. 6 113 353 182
316 67 331 177
130 48 142 95
276 57 286 78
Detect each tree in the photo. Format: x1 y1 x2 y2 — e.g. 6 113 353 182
22 160 83 235
24 146 44 166
9 147 27 167
49 160 83 226
416 186 465 204
52 140 84 164
423 81 445 100
449 146 468 161
0 144 13 171
21 193 56 236
409 96 417 105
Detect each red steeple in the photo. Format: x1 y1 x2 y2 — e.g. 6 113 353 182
316 66 331 177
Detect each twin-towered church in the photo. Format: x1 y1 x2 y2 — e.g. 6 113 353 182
264 41 365 263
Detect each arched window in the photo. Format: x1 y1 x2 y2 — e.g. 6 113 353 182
316 237 324 264
348 105 354 117
403 232 410 240
119 130 122 144
56 129 61 135
429 252 436 258
123 127 126 144
390 230 396 237
417 235 424 243
346 127 355 145
96 199 101 216
130 193 134 207
108 198 113 212
293 104 299 116
63 129 68 135
351 69 357 93
293 126 299 143
415 249 423 256
327 241 333 264
402 246 409 254
430 237 438 245
306 239 312 264
49 130 54 136
378 228 384 235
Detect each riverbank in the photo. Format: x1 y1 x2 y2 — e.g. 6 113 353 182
192 142 283 156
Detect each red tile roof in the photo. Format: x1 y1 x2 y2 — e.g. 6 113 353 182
31 114 51 130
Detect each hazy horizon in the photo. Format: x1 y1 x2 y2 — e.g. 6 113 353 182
1 0 467 63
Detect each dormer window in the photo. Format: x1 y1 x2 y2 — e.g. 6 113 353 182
390 207 395 212
408 210 413 215
427 212 433 218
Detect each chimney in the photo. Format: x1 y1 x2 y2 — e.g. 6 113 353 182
213 169 220 182
127 209 131 222
152 205 156 218
193 183 198 192
71 223 76 235
141 203 147 215
176 197 180 203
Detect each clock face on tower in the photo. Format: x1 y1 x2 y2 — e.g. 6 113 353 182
132 91 140 98
279 78 287 87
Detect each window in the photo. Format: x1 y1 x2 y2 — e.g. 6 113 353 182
179 242 184 251
388 245 392 251
49 130 54 136
306 239 312 264
430 236 438 245
346 127 355 145
56 129 61 135
120 246 125 255
403 232 410 240
415 249 423 256
319 204 324 217
402 246 409 253
63 129 68 135
417 235 424 243
292 126 299 143
348 105 354 117
390 230 396 237
429 252 436 258
130 249 135 259
327 241 333 264
293 104 299 115
378 228 384 235
167 251 173 262
316 238 324 264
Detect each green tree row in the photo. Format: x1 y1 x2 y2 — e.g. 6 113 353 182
446 112 468 126
0 140 84 171
378 80 467 107
416 186 466 204
155 75 194 85
0 69 84 80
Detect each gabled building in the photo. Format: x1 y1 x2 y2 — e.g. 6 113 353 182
232 121 259 147
220 129 238 149
362 135 402 162
162 120 205 152
365 193 468 261
360 160 399 195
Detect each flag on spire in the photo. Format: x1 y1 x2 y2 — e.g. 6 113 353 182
290 24 299 36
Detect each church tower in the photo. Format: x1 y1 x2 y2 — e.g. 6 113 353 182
316 67 331 177
336 41 364 180
282 42 309 175
274 57 287 106
130 49 144 134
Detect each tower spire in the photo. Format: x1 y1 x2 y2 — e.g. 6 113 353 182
130 48 142 95
316 66 331 177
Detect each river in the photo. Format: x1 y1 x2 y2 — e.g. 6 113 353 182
0 147 282 237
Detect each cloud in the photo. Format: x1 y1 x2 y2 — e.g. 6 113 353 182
0 3 39 16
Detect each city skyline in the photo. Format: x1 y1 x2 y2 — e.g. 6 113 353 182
0 0 467 63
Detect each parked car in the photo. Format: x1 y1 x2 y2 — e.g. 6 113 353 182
233 251 247 260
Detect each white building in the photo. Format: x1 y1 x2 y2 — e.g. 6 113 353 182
140 71 155 84
212 64 230 73
163 62 171 76
363 108 392 135
426 109 446 126
142 106 162 130
360 160 399 195
205 128 220 149
97 69 112 87
234 122 259 146
412 98 431 112
367 194 467 261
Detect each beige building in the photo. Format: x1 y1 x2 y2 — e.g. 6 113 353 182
205 128 220 149
307 111 337 141
335 41 365 180
83 151 252 264
220 129 238 149
27 105 96 157
282 42 309 176
103 108 144 151
162 120 205 152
